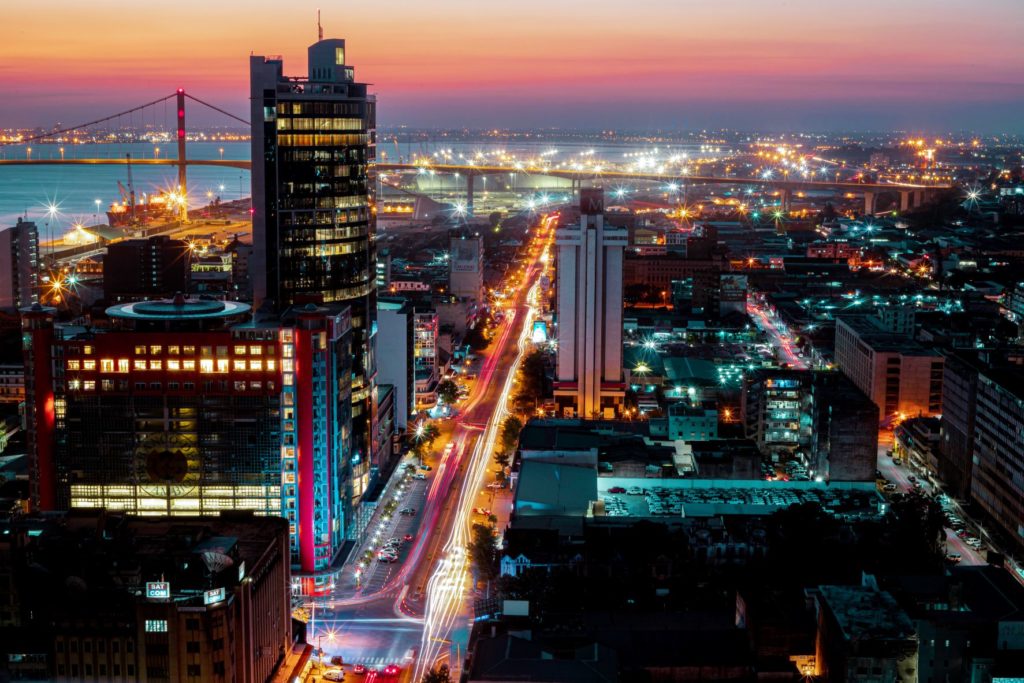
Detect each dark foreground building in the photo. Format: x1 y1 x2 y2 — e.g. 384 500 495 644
0 511 291 683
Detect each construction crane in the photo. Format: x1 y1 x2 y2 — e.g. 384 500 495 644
125 153 137 224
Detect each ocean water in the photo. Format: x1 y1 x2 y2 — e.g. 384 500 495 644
0 142 251 234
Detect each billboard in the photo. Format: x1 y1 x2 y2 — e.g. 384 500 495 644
451 239 481 273
580 188 604 215
204 587 226 606
531 321 548 343
146 582 170 599
503 599 530 617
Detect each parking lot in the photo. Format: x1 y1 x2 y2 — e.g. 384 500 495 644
600 484 881 519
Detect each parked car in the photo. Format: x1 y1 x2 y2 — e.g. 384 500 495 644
418 464 432 471
608 486 626 494
945 552 962 564
413 473 427 480
400 507 416 515
486 481 504 490
323 668 345 681
473 508 492 516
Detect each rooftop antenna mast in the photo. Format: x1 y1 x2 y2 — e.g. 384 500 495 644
317 9 323 41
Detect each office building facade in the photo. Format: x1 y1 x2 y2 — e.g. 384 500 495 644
250 37 377 467
0 218 39 312
835 314 943 423
22 297 355 594
103 236 189 302
376 298 415 430
554 189 627 418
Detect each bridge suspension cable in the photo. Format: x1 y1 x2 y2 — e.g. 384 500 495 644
0 93 178 146
184 93 250 126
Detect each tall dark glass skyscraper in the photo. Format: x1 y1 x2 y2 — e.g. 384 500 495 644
250 38 377 465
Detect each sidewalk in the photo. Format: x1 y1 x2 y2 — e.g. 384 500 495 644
332 454 422 599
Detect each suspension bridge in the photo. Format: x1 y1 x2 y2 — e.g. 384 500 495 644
1 90 955 217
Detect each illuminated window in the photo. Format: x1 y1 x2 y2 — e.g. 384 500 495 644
249 345 262 356
101 379 114 391
216 346 228 357
249 360 262 371
67 360 80 370
266 360 277 371
283 373 294 386
68 379 81 390
167 360 180 371
282 359 294 373
201 346 212 357
335 47 345 65
135 346 147 355
149 360 162 371
233 360 246 372
134 360 147 371
183 360 196 371
234 345 247 355
100 359 114 372
83 360 96 371
251 381 262 390
149 346 162 355
168 346 180 355
200 359 214 373
216 359 229 373
282 345 294 359
83 380 96 391
118 359 129 373
144 620 168 633
183 346 195 355
234 381 246 391
83 345 93 355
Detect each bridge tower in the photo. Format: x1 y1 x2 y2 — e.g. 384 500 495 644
176 88 188 222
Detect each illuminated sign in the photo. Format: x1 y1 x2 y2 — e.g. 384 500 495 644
531 321 548 344
204 587 226 606
146 582 170 599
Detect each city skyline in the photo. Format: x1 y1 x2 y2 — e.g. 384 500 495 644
3 0 1024 132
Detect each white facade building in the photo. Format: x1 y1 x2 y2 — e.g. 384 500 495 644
554 189 627 418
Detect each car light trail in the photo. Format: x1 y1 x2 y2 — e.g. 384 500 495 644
414 227 550 680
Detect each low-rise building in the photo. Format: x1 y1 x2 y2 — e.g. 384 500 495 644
812 580 918 683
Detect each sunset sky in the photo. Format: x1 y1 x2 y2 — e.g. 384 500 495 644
3 0 1023 131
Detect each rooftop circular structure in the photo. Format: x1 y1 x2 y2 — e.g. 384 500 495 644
106 295 251 321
